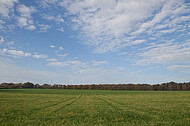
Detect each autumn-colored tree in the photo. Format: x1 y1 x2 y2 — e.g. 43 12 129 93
22 82 34 88
1 82 190 91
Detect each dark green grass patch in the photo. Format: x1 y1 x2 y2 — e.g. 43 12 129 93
0 89 190 126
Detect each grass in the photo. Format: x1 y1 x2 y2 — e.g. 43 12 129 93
0 89 190 126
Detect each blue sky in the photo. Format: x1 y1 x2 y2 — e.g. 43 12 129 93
0 0 189 84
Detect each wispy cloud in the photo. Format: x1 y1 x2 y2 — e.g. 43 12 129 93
0 36 4 43
59 0 189 54
17 4 36 18
47 60 87 69
42 14 64 24
0 48 31 57
58 27 64 32
50 45 55 48
57 53 68 57
46 58 57 62
136 42 190 65
38 24 51 32
167 65 190 73
32 54 48 59
0 0 18 17
5 41 14 46
92 60 107 66
59 47 64 51
16 4 37 30
130 40 145 45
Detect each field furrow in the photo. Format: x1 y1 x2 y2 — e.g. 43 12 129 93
28 95 77 116
96 95 152 125
50 94 82 114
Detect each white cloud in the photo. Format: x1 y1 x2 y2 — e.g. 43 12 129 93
40 0 59 8
137 42 190 65
16 4 37 30
55 14 64 24
59 0 189 54
58 27 64 32
119 52 128 56
32 54 48 59
50 45 55 48
132 0 188 35
0 0 18 17
6 41 14 46
47 61 69 67
60 0 165 52
159 28 177 34
131 40 145 45
16 17 28 27
26 25 36 30
46 58 57 61
0 48 31 57
57 53 68 57
168 65 190 72
38 24 51 32
42 15 54 20
59 46 64 51
92 60 107 66
47 60 87 68
0 36 4 43
42 14 64 24
17 4 36 18
16 16 36 30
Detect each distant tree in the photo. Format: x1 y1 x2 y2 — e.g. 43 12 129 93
42 84 51 89
0 83 14 89
1 81 190 91
13 83 22 89
34 84 41 88
22 82 34 88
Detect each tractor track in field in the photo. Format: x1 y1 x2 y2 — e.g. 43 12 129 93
29 95 78 116
100 96 140 110
101 96 155 116
100 96 134 109
95 96 124 113
95 95 151 120
50 94 82 114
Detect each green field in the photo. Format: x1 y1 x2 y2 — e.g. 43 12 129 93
0 89 190 126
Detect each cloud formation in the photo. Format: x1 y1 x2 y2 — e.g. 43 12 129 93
92 60 107 66
61 0 189 54
0 48 31 57
167 65 190 72
0 0 18 17
137 41 190 65
16 4 37 30
0 36 4 43
50 45 55 48
38 24 51 32
47 60 87 68
33 54 48 59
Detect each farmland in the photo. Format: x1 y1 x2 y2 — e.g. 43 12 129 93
0 89 190 126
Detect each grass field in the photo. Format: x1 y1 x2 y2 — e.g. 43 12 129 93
0 89 190 126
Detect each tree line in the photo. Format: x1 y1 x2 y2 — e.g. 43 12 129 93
0 81 190 91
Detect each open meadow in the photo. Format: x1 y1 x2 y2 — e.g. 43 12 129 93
0 89 190 126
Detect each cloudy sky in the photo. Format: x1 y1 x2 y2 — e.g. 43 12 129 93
0 0 189 84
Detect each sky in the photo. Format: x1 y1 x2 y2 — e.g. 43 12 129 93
0 0 190 84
